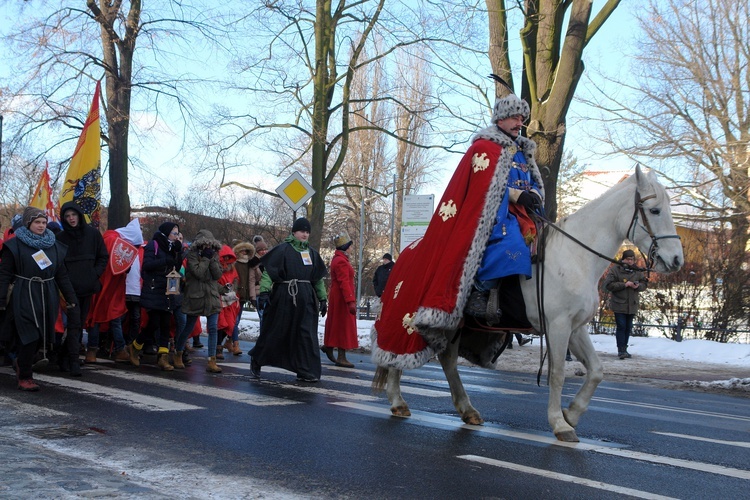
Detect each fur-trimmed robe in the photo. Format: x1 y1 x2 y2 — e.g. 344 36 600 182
371 126 544 369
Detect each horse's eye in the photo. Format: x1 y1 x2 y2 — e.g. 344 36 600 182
649 208 661 215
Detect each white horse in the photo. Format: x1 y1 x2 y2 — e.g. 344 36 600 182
373 165 684 442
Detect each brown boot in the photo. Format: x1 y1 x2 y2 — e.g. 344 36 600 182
157 352 174 371
335 349 354 368
129 342 143 367
206 356 222 373
231 341 242 356
320 346 337 364
84 348 98 364
114 349 130 363
216 346 225 360
172 350 185 369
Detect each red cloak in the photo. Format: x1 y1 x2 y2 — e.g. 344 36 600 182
371 128 543 369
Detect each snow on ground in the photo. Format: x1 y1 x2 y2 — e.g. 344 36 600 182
234 311 750 391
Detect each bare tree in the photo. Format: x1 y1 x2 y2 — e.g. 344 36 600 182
1 1 227 228
484 0 621 219
210 1 456 249
583 0 749 331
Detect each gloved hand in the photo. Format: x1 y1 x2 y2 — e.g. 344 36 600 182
201 247 215 259
257 293 270 311
517 190 542 212
319 299 328 317
66 303 77 309
347 301 357 315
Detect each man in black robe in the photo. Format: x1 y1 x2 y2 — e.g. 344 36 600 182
249 218 328 382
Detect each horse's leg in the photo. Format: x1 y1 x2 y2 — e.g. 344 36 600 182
545 325 579 442
386 368 411 417
562 325 603 429
438 336 483 425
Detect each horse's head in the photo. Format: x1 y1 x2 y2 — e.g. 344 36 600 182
630 165 684 273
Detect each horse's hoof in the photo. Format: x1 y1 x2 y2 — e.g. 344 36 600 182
462 413 484 425
391 406 411 417
555 430 579 442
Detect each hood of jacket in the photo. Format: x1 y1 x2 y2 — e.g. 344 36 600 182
190 229 222 252
115 218 144 247
59 201 88 235
232 241 255 263
219 244 237 264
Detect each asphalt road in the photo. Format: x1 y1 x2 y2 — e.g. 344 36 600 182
1 342 748 499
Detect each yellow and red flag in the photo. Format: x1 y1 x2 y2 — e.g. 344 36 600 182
59 80 102 228
30 161 58 222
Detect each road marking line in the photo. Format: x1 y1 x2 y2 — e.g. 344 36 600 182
593 447 750 480
279 364 532 396
0 395 70 417
458 455 678 500
31 373 202 412
330 401 619 450
222 364 380 401
97 368 300 407
334 401 750 480
585 394 750 422
651 431 750 449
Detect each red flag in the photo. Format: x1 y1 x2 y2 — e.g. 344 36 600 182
30 161 59 222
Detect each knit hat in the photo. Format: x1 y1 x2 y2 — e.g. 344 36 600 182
23 206 48 228
47 221 63 234
382 253 393 262
333 231 352 250
10 213 24 232
491 94 530 123
292 217 311 233
621 249 636 259
158 221 179 237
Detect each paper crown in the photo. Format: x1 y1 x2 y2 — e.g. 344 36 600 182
333 231 352 249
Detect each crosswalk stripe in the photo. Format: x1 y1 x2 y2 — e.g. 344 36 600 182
652 431 750 449
220 364 380 401
325 363 533 396
30 372 202 411
586 394 750 422
96 368 301 407
458 455 678 500
0 395 70 417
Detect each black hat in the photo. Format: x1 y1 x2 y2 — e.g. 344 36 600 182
292 217 311 233
621 249 636 259
382 253 393 262
159 221 179 237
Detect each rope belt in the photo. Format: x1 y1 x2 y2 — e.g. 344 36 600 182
280 279 311 307
15 275 55 361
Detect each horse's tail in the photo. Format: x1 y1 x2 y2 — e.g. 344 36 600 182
372 366 389 394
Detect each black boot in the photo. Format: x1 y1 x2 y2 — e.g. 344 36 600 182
465 290 490 319
68 354 82 377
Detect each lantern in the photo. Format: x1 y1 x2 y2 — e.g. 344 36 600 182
166 267 182 295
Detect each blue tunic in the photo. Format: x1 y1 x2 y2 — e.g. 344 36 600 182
476 146 541 281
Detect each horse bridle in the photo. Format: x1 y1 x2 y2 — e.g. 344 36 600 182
626 190 681 279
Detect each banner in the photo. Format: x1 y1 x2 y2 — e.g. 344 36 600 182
59 80 102 228
30 161 58 222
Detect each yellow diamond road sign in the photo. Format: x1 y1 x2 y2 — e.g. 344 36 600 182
276 172 315 211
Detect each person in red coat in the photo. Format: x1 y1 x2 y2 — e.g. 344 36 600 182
321 231 358 368
87 218 143 362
